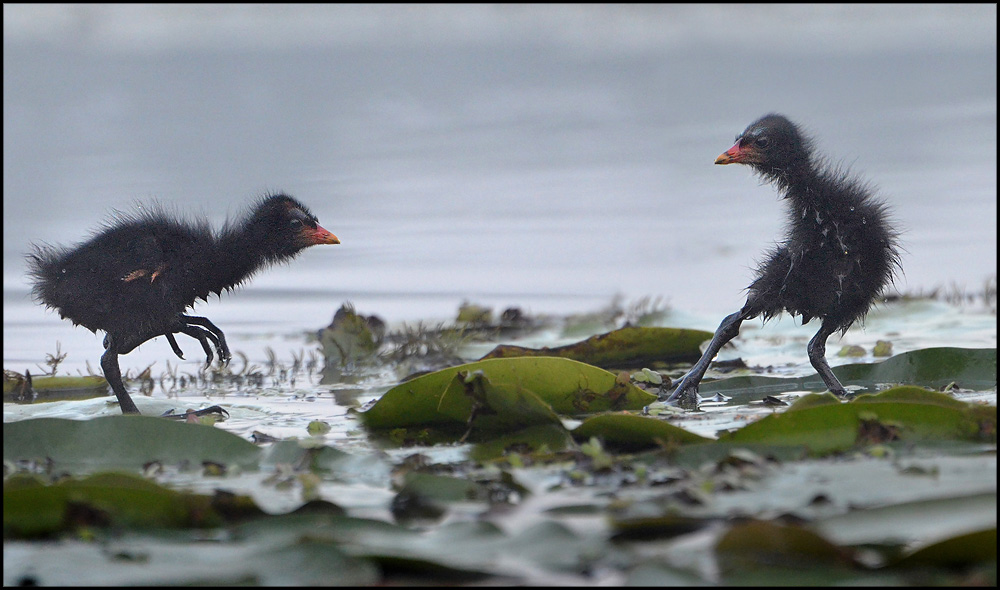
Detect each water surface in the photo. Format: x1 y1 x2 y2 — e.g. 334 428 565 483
4 5 996 377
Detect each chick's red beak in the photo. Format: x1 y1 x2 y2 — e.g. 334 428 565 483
715 140 745 165
304 224 340 245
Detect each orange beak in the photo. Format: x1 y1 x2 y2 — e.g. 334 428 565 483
715 140 744 165
716 139 765 166
305 224 340 245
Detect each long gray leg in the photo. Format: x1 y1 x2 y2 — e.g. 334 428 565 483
663 308 749 406
101 335 141 415
807 320 849 397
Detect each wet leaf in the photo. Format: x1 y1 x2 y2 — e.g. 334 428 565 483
396 472 483 503
832 347 996 391
892 527 997 570
480 326 713 368
3 416 261 471
436 370 562 434
306 420 332 435
850 386 971 409
3 472 263 537
572 413 711 451
716 520 857 575
469 424 574 462
720 387 996 455
786 393 841 411
701 347 996 398
816 492 997 552
4 375 108 403
359 357 657 431
873 339 893 357
251 540 380 586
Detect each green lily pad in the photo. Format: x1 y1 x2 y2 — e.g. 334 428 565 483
250 540 380 586
469 424 575 462
3 472 263 537
719 387 996 455
571 413 711 451
716 520 856 575
892 527 997 570
833 347 996 390
359 357 657 432
3 416 262 470
436 370 562 434
4 375 109 403
701 347 996 398
850 386 973 409
480 326 713 368
786 392 842 411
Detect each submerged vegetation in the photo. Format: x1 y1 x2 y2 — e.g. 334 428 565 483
4 291 996 585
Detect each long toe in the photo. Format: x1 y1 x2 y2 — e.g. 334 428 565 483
160 405 229 420
663 383 701 408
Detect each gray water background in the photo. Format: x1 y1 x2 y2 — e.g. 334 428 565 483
3 5 996 373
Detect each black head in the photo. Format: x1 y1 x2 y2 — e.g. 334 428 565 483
716 114 813 179
240 194 340 261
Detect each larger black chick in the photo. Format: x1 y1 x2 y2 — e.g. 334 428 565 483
664 114 900 406
27 193 340 414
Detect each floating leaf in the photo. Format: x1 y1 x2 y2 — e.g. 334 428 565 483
436 369 562 434
572 413 711 451
786 393 841 411
701 348 996 399
831 347 996 391
469 424 575 462
851 386 971 409
719 387 996 455
873 340 893 357
716 520 856 575
307 420 332 436
4 375 109 404
891 527 997 570
359 357 657 432
480 326 712 368
3 472 263 537
631 368 664 385
3 416 261 470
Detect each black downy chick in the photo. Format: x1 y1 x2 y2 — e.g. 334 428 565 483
27 193 340 414
664 114 900 406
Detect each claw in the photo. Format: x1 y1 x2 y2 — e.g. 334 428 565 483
166 333 185 360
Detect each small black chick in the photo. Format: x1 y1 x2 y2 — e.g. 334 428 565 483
665 114 900 406
27 193 340 414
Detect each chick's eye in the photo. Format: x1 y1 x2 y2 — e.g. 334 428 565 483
755 136 769 147
290 218 303 229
